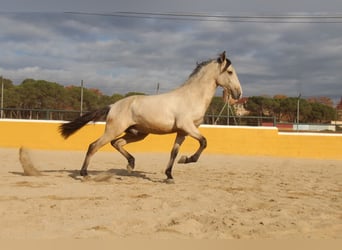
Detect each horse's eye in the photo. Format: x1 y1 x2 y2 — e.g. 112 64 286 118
227 71 233 75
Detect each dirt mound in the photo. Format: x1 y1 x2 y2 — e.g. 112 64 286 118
19 147 43 176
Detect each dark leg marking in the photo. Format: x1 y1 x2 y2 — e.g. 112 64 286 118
178 136 207 164
111 131 148 172
165 133 185 182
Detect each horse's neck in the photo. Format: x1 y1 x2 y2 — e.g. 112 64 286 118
178 68 218 110
185 75 216 95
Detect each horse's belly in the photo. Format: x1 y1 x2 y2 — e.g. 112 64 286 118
133 115 176 134
131 123 175 134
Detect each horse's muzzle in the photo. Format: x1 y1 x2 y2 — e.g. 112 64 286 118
231 89 242 100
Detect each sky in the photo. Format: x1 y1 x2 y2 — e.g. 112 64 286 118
1 0 342 104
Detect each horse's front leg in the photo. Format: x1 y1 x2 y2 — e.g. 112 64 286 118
165 133 185 183
178 135 207 164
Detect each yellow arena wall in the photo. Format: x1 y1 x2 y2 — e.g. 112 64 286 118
0 119 341 160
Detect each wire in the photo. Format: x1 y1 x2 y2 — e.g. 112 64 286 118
65 11 342 24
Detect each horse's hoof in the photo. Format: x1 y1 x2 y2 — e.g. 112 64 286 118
80 170 88 176
127 165 133 174
164 178 175 184
178 155 188 164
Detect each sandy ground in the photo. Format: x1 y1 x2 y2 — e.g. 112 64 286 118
0 147 341 239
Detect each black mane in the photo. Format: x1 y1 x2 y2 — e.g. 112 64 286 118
188 59 212 78
188 58 231 79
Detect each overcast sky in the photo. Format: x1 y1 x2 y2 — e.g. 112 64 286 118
1 0 342 104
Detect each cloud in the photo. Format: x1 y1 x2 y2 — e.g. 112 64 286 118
4 0 342 13
0 12 341 104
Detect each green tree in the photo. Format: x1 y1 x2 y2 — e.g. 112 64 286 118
244 95 335 124
297 99 312 123
205 96 236 124
82 88 102 111
1 78 20 108
308 102 336 123
124 92 145 97
245 96 267 116
279 97 297 122
17 79 66 109
64 86 83 110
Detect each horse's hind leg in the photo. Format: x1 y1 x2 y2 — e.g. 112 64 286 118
80 123 126 176
111 131 148 172
80 135 114 176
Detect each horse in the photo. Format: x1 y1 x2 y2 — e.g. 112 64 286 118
59 51 242 183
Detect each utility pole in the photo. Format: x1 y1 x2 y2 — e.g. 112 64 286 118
297 93 301 131
156 82 160 94
1 76 3 119
80 80 84 116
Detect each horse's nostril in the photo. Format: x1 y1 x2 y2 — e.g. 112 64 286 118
232 90 242 100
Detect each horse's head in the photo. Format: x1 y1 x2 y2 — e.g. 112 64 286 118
216 51 242 100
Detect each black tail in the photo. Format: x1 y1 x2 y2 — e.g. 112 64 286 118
59 106 110 139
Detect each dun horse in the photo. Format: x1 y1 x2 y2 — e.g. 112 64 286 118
59 51 242 183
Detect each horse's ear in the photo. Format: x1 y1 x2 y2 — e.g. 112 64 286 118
218 51 230 72
217 51 226 64
220 51 226 62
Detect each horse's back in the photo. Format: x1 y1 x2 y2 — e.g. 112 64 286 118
109 94 180 134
